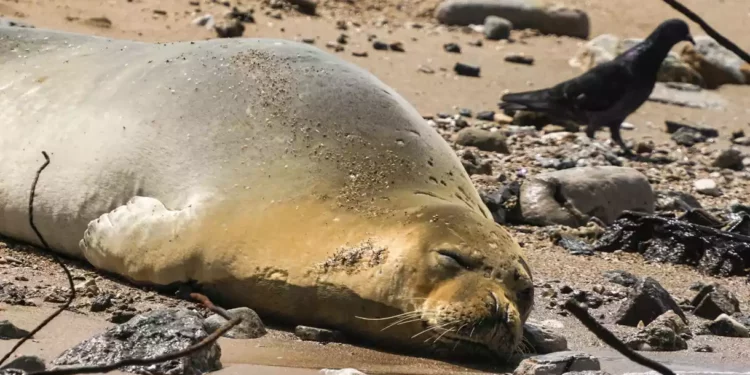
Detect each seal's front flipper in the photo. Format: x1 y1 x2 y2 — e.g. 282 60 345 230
79 196 201 285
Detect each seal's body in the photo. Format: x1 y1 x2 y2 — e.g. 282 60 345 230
0 27 533 357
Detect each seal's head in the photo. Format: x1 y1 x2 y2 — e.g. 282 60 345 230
392 203 534 358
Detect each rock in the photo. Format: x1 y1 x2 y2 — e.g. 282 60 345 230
295 325 345 343
732 137 750 146
226 7 255 23
192 14 215 29
0 356 45 373
523 322 568 354
435 0 589 39
570 34 701 85
320 369 367 375
484 16 512 40
476 111 495 121
665 120 719 138
53 308 221 375
455 127 510 153
75 279 99 296
681 36 747 89
671 127 705 146
372 41 388 50
649 82 727 110
460 150 493 175
0 320 30 340
389 42 405 52
44 287 69 303
505 53 534 65
109 310 137 324
214 19 245 38
614 277 687 327
690 284 740 320
603 270 639 287
0 18 34 28
83 16 113 29
287 0 317 15
651 310 692 338
90 293 113 312
707 314 749 337
444 43 461 53
625 325 687 352
205 307 266 339
352 51 368 57
518 167 654 227
694 179 721 197
655 190 702 211
713 149 744 170
559 285 573 294
554 235 593 256
454 62 481 77
513 351 600 375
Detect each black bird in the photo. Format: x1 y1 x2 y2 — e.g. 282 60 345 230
498 19 695 155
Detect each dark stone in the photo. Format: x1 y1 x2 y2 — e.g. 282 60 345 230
712 149 744 171
476 111 495 121
0 356 45 373
586 295 604 309
602 270 639 287
455 127 509 153
444 43 461 53
227 7 255 23
484 16 511 40
205 307 266 339
559 285 573 294
458 108 472 117
214 20 245 38
505 54 534 65
593 212 750 277
665 120 718 138
0 320 30 340
671 127 705 146
109 310 137 324
655 190 703 211
613 277 687 327
707 314 749 337
555 235 594 256
90 293 113 312
53 308 221 375
571 290 588 303
388 42 405 52
690 284 740 320
454 62 480 77
372 41 389 50
294 325 345 343
693 344 713 352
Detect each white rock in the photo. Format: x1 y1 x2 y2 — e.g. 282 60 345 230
694 178 722 196
320 369 367 375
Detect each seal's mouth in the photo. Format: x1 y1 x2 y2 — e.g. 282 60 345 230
417 319 517 359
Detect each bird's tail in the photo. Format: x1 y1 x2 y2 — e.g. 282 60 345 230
498 89 556 112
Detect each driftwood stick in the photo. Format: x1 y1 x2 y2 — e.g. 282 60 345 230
564 299 676 375
661 0 750 63
0 152 76 366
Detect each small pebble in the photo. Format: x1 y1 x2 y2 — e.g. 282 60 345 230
504 53 534 65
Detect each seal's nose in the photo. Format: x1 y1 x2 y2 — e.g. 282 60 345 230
489 291 510 325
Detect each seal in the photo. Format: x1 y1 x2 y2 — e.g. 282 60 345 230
0 26 534 358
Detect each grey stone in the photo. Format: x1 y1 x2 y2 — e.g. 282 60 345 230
655 190 702 211
518 167 654 227
707 314 749 338
53 308 222 375
713 149 744 170
624 311 690 352
603 270 638 287
484 15 512 40
90 293 113 312
614 277 687 327
648 82 727 110
0 356 45 373
455 127 510 153
691 284 740 320
295 325 345 343
681 36 748 89
435 0 589 39
523 322 568 354
671 127 705 146
0 320 30 340
513 351 600 375
205 307 266 339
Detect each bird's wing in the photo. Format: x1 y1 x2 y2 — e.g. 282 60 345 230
552 60 635 113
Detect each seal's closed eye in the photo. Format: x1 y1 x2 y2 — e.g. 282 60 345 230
435 249 473 269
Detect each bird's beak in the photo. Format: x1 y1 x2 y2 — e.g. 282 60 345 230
686 35 695 45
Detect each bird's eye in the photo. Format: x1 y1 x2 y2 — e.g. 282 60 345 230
436 250 471 269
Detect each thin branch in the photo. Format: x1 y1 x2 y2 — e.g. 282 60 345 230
661 0 750 64
30 293 241 375
0 151 76 366
563 299 676 375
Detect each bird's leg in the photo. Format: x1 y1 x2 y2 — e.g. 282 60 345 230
608 123 634 156
585 123 598 139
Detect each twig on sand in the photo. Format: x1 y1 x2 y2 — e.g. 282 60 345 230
564 299 676 375
32 292 241 375
0 151 77 367
661 0 750 63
